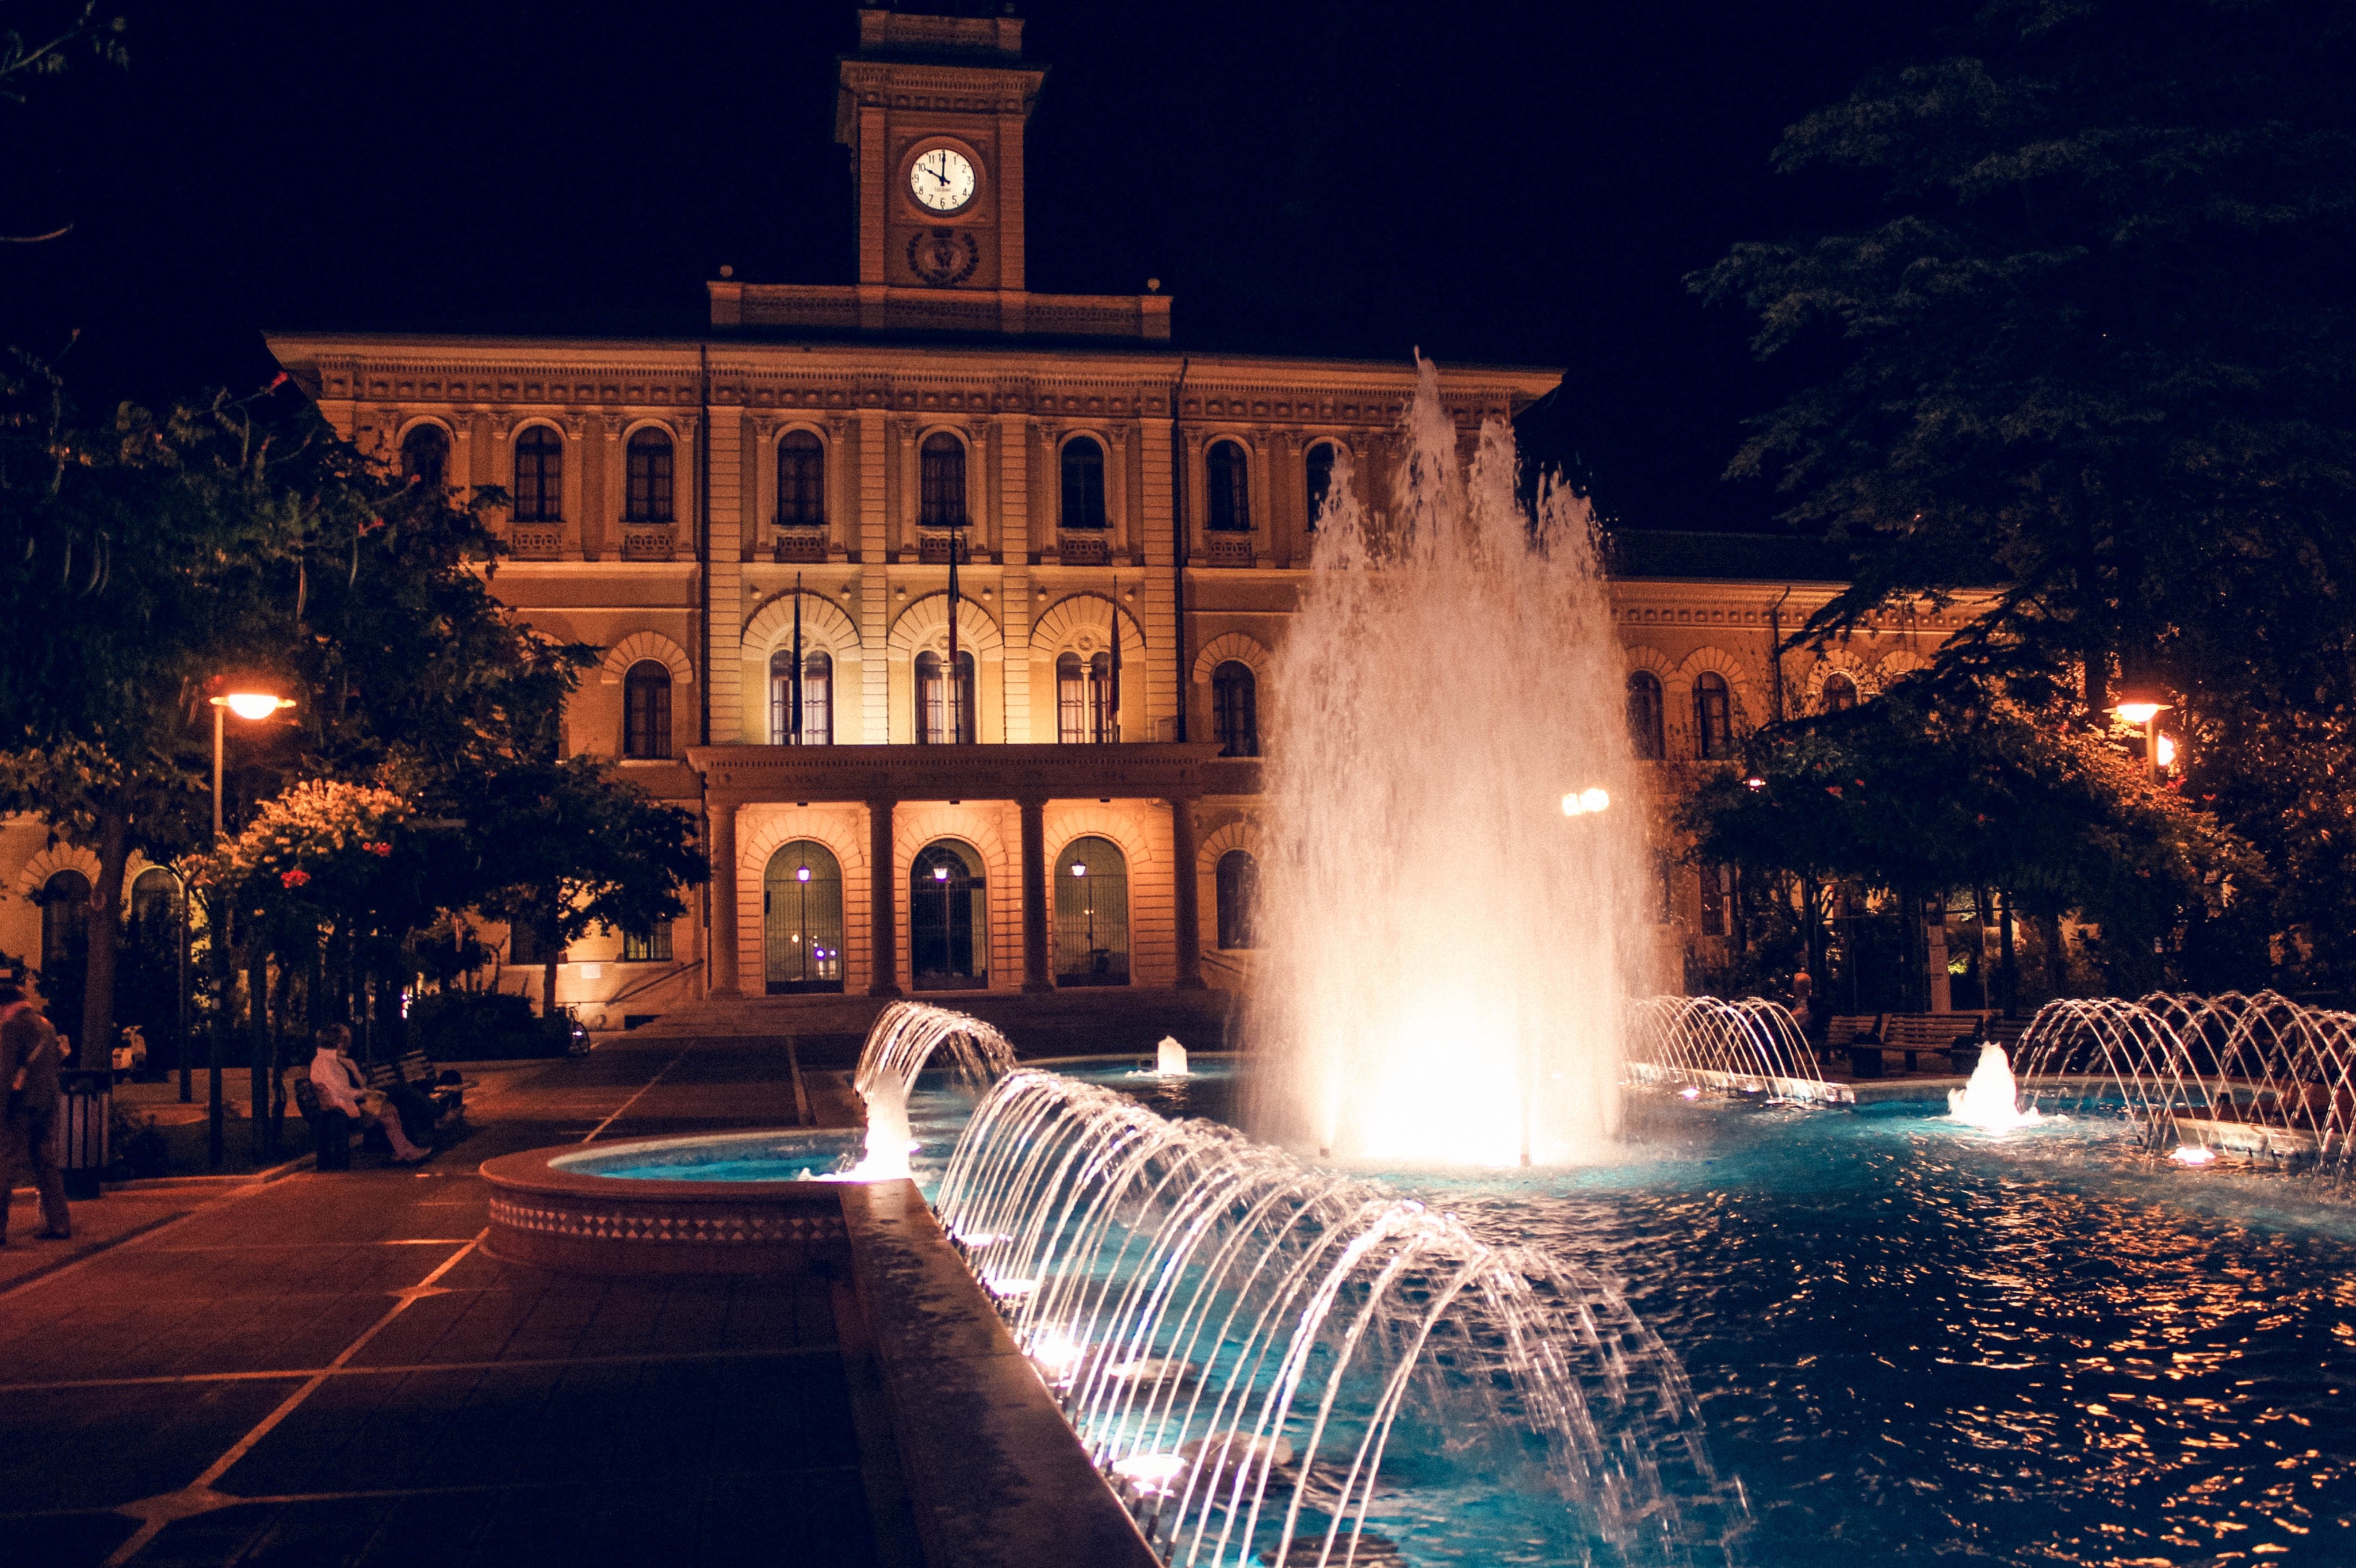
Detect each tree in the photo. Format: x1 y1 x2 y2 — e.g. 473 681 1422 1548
1679 681 2263 996
466 759 707 1018
1692 0 2356 715
1 2 128 243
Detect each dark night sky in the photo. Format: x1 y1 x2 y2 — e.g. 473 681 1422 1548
0 0 1976 531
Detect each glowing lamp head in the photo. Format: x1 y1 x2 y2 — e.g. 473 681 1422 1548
221 691 286 721
1745 776 1766 792
932 865 950 882
797 866 812 883
1070 862 1088 877
2114 701 2163 726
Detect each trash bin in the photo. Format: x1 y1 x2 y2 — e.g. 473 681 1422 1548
57 1069 111 1200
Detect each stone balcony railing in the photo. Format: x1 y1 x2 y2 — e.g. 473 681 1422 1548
917 531 973 565
1057 532 1109 566
621 525 677 562
1202 535 1255 568
774 529 828 564
508 523 564 560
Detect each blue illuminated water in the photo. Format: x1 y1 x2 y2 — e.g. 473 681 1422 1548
586 1058 2356 1565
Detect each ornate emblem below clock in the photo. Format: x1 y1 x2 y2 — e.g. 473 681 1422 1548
908 228 981 287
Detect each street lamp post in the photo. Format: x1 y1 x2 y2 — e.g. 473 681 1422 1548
2113 694 2172 785
204 685 294 1167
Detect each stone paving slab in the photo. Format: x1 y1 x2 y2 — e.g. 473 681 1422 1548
0 1028 901 1568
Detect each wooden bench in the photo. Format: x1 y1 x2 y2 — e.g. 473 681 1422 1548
1848 1012 1991 1076
365 1049 466 1126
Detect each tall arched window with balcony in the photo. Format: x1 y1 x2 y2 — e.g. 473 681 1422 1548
1211 661 1258 757
401 424 449 489
1626 671 1665 760
622 660 672 759
777 431 825 527
512 426 563 522
1056 652 1114 743
770 649 833 745
625 429 674 523
1820 672 1858 714
916 649 975 744
920 432 966 529
1693 671 1733 760
1206 439 1251 532
1060 436 1107 529
1303 442 1336 530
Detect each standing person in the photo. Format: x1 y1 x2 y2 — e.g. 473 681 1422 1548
308 1025 430 1165
0 981 71 1244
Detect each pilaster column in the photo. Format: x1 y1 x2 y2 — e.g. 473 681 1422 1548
708 800 741 997
867 797 901 997
1168 795 1205 990
1019 795 1051 993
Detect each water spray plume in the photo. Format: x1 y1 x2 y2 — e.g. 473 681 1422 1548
1250 359 1650 1166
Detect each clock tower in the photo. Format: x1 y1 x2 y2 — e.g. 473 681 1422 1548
837 6 1042 299
711 6 1168 340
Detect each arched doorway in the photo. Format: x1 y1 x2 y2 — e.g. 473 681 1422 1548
1055 836 1129 986
911 840 987 991
764 841 844 994
126 868 186 1070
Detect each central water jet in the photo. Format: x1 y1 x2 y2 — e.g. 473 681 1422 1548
1248 359 1653 1167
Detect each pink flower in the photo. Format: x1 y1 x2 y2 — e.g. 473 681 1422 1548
280 868 311 889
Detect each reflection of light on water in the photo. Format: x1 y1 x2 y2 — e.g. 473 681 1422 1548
985 1275 1037 1299
954 1229 1006 1249
1948 1046 2044 1131
2171 1144 2216 1166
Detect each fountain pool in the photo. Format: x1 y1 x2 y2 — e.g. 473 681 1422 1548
559 1053 2356 1566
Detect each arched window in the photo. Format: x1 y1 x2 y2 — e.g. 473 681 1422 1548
911 840 987 990
1216 850 1260 950
920 431 966 529
1060 436 1107 529
1693 671 1733 760
1821 672 1858 714
622 660 672 759
512 426 563 522
39 869 90 1018
400 424 449 489
625 429 674 523
129 867 181 951
1056 651 1115 743
915 649 975 744
1211 661 1258 757
770 648 833 745
1625 671 1665 760
1206 439 1251 531
1054 835 1129 985
764 840 844 993
777 431 825 527
1303 442 1336 530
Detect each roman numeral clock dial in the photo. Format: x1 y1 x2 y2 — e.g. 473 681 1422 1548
910 147 976 214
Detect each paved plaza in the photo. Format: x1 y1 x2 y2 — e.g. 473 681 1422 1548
1 1030 917 1568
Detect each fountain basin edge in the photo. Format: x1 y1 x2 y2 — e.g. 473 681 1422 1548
480 1134 852 1276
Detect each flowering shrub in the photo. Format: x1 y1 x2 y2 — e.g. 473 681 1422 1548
184 780 412 916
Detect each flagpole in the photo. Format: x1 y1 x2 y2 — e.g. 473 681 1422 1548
1108 575 1121 744
947 515 962 743
790 572 803 744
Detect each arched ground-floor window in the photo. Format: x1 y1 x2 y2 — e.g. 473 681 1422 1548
911 839 987 990
1216 849 1260 950
1055 835 1129 986
765 840 844 993
40 869 91 1025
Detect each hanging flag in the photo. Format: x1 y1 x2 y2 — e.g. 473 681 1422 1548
790 572 804 744
1107 576 1122 743
946 517 962 743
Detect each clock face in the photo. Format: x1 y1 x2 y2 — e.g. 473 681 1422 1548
909 147 977 213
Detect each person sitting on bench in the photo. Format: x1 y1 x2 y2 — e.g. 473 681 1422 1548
310 1026 431 1165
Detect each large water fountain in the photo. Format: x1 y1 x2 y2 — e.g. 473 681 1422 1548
1247 358 1653 1167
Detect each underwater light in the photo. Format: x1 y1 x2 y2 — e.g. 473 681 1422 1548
2171 1145 2216 1166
